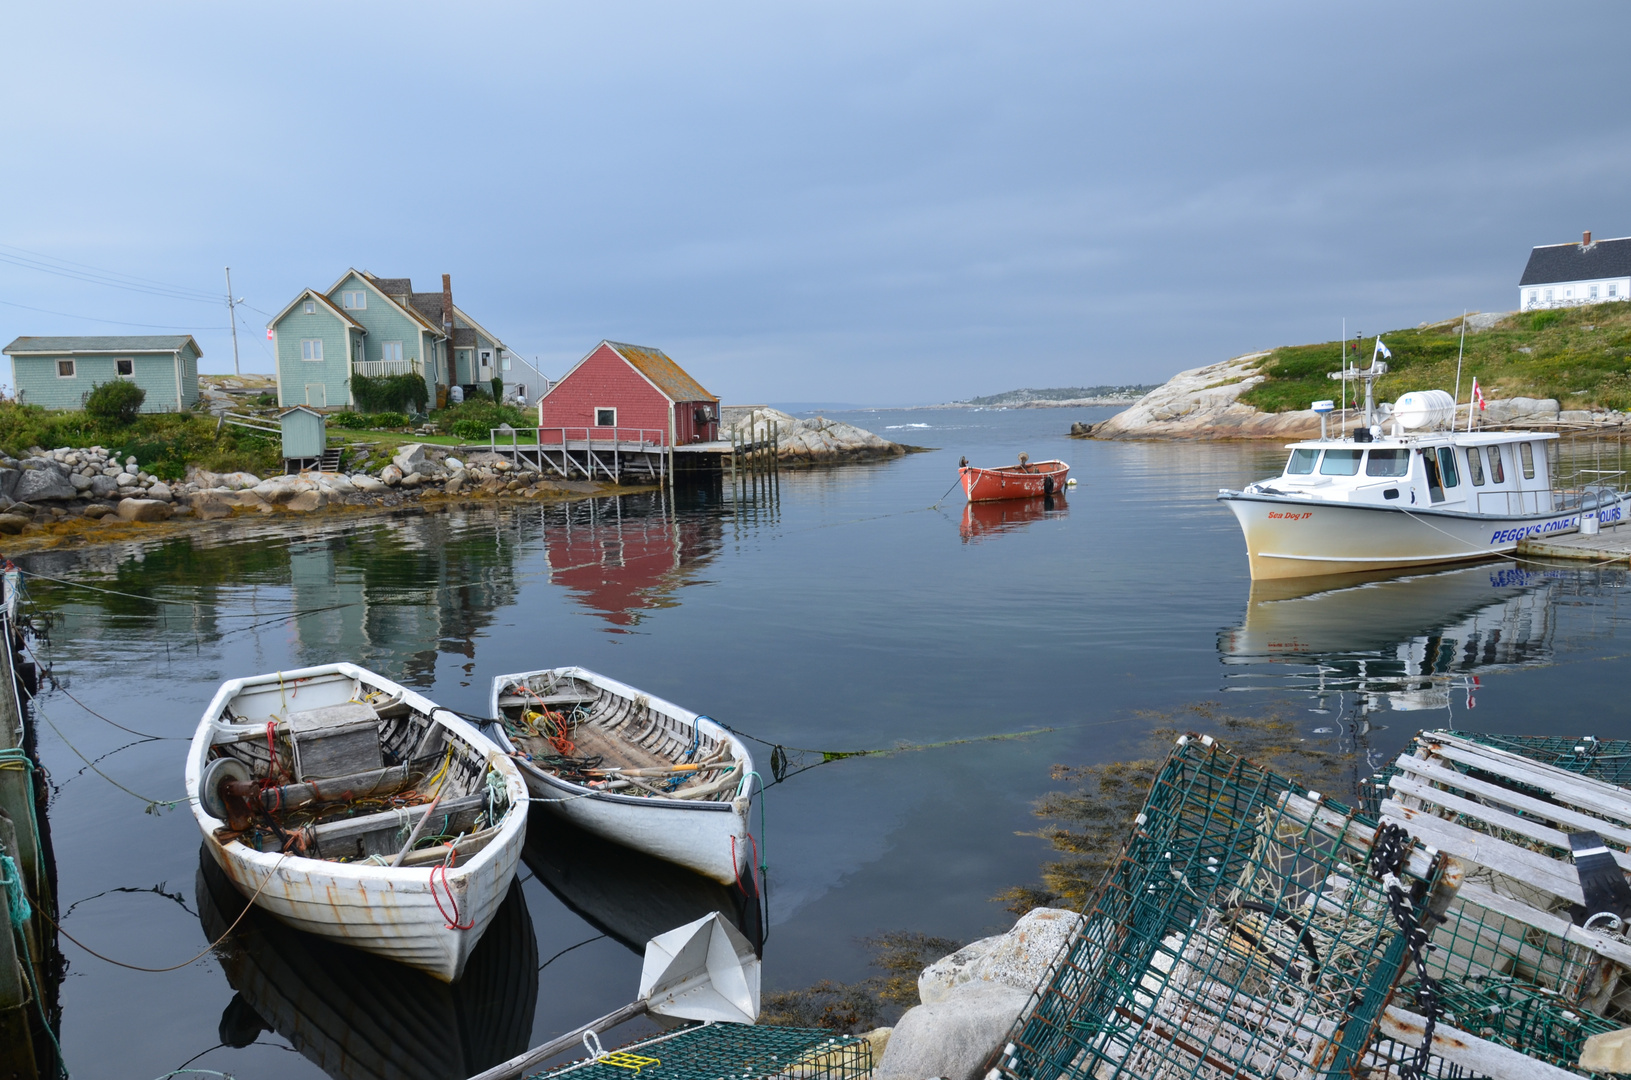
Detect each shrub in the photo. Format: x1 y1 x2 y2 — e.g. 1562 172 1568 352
370 411 412 429
491 376 505 402
351 372 430 414
449 418 490 440
85 380 147 425
330 411 370 430
1531 310 1565 331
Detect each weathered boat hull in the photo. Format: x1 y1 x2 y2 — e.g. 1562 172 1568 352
197 848 538 1080
488 667 754 886
959 461 1069 501
186 663 529 982
1218 491 1631 580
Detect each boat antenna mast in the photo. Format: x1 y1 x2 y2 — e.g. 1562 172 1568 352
1328 333 1388 439
1453 309 1468 428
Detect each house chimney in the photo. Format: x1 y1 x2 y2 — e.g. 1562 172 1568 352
441 273 454 332
1584 230 1593 246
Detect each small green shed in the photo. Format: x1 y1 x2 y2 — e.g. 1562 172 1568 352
279 406 328 467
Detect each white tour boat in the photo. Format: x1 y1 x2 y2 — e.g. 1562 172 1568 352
186 663 529 982
1218 360 1631 580
487 666 755 886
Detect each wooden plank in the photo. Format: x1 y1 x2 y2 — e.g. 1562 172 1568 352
1280 792 1437 878
308 791 486 846
1380 799 1585 904
1425 735 1631 827
1378 1006 1583 1079
1396 754 1631 852
1388 772 1631 874
1455 879 1631 969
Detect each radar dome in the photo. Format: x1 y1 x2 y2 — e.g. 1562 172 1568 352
1392 390 1455 431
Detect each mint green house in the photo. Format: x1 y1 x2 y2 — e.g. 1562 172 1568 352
2 335 201 412
267 270 533 409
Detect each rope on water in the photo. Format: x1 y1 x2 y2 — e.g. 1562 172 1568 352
32 705 191 812
43 852 290 973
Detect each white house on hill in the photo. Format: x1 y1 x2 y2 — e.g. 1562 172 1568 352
1519 231 1631 310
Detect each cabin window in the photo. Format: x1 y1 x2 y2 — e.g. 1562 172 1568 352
1519 442 1535 479
115 358 134 378
1436 446 1460 488
1421 451 1445 503
303 300 316 314
1318 449 1362 476
1466 447 1485 486
342 290 366 309
301 339 323 362
381 341 403 363
1365 449 1409 477
1487 445 1505 484
56 359 75 378
595 407 616 427
1285 448 1318 475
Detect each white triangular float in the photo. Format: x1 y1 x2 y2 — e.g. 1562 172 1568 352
639 912 760 1024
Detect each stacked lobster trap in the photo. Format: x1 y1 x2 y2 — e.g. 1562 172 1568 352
998 730 1631 1080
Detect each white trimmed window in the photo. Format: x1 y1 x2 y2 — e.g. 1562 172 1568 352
301 339 324 362
595 407 616 427
342 290 366 310
115 358 134 378
1591 284 1600 299
1612 283 1621 297
303 300 316 314
1528 290 1538 304
382 341 403 362
1546 288 1554 303
56 359 75 378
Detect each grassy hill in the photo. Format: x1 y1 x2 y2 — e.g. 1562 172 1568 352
1239 304 1631 414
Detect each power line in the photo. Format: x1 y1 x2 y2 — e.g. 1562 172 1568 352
0 242 222 303
0 297 228 331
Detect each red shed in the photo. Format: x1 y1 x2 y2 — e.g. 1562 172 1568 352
538 341 719 445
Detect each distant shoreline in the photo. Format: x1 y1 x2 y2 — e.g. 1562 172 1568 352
795 399 1139 413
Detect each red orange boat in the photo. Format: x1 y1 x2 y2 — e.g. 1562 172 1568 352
959 454 1070 502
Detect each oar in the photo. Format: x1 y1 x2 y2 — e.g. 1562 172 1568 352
388 787 446 868
468 912 759 1080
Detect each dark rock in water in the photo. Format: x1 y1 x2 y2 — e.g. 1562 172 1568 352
1069 421 1095 438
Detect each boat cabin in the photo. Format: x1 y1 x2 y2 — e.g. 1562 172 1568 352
1266 432 1561 515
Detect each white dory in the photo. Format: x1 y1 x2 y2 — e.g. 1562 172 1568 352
1218 365 1631 579
487 666 754 886
186 663 528 982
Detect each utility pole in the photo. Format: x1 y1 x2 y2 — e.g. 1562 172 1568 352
225 267 242 376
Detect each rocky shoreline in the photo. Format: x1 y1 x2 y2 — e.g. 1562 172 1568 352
1072 352 1631 441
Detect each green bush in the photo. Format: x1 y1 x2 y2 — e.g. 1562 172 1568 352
351 372 430 414
330 411 370 430
1531 310 1565 331
450 419 490 440
371 411 412 429
435 398 530 442
491 376 505 402
84 380 147 425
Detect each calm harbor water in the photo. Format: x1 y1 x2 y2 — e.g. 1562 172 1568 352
20 405 1631 1078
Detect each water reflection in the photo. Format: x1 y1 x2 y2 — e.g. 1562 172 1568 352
1219 564 1564 718
196 848 538 1080
523 811 764 956
958 494 1067 543
539 493 723 632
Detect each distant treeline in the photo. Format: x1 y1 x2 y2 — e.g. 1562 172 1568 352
957 385 1158 405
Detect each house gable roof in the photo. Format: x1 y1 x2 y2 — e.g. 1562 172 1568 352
341 270 442 336
3 335 201 356
1520 236 1631 286
605 342 716 403
450 304 510 354
268 289 365 331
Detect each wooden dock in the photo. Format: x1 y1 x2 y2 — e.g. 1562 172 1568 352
1517 524 1631 563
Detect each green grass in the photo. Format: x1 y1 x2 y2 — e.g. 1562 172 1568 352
1238 304 1631 414
0 403 281 478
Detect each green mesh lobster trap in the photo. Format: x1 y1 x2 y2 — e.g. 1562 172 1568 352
528 1022 872 1080
997 734 1447 1080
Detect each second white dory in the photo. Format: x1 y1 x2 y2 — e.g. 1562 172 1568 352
487 667 755 886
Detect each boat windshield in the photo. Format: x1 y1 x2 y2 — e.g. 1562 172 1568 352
1286 448 1318 475
1488 445 1506 483
1319 450 1363 476
1365 449 1409 477
1466 447 1485 486
1520 442 1535 479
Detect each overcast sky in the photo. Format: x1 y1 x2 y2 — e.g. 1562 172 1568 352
3 3 1627 404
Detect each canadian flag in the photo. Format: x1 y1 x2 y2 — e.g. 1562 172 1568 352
1472 378 1487 411
266 327 273 340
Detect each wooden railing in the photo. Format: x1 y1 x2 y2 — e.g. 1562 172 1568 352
508 426 668 448
353 359 423 378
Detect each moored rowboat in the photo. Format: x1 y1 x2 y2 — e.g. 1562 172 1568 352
487 666 754 886
959 454 1070 502
185 662 528 982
